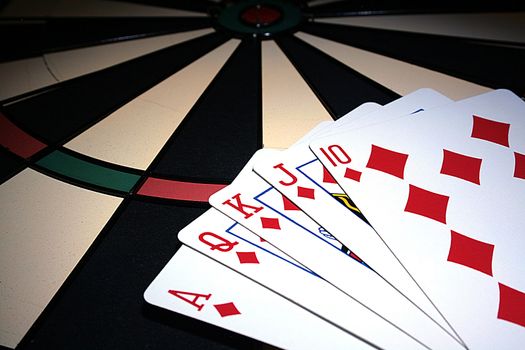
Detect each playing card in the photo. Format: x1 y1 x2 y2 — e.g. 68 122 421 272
309 89 525 348
144 245 374 350
298 101 383 141
177 208 438 350
256 89 451 229
210 164 465 349
312 88 453 138
252 89 457 337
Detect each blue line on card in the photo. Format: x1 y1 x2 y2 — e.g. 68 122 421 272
254 187 348 255
255 186 273 197
225 221 317 276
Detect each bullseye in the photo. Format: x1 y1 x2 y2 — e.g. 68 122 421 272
240 4 282 27
216 0 302 38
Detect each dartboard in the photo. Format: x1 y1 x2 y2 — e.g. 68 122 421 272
1 1 524 349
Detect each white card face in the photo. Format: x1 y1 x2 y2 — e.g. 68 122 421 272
303 101 383 140
208 162 463 349
312 88 453 139
177 208 435 350
144 245 373 350
309 89 525 349
252 88 457 338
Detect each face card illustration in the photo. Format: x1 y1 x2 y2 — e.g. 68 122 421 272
254 183 368 266
208 162 463 350
177 208 434 350
309 89 525 349
144 245 375 350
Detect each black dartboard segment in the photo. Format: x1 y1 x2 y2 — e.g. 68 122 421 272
276 34 399 118
305 0 525 17
0 146 26 181
152 38 262 182
0 17 213 62
302 21 525 95
115 0 216 13
17 199 260 350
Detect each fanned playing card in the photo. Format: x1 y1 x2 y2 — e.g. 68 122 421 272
145 88 525 349
252 88 457 339
177 208 435 349
209 153 462 350
309 89 525 348
144 245 375 350
143 113 388 349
